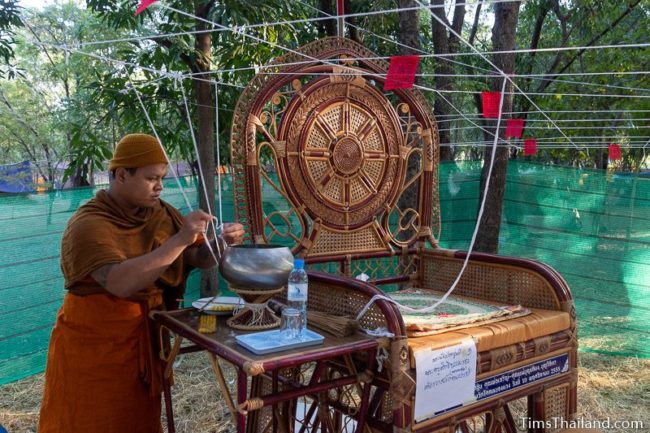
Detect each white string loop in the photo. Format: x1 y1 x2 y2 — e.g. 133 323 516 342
356 77 508 322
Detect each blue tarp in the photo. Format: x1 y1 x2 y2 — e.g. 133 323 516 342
0 161 35 193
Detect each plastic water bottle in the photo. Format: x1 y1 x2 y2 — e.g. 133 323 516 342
287 258 308 335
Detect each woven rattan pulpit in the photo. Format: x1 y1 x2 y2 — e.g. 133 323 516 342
229 37 577 433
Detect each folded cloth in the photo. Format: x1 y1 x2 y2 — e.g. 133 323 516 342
390 289 530 338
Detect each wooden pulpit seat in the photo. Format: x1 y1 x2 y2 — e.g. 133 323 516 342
229 37 578 433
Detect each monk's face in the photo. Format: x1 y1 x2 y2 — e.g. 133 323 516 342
120 164 168 208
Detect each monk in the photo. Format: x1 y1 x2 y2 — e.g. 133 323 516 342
38 133 245 433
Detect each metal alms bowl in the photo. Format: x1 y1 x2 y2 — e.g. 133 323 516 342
219 244 294 290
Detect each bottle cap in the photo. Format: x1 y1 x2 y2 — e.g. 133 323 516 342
294 258 304 269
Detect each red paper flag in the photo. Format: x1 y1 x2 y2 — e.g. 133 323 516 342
524 138 537 156
481 91 502 118
608 144 621 160
505 118 525 138
135 0 159 16
384 55 420 91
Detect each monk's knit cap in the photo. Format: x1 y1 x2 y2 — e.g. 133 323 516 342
108 133 168 171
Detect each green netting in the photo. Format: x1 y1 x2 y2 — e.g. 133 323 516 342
438 161 650 358
1 161 649 385
0 176 234 385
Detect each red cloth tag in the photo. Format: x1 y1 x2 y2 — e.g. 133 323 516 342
524 138 537 156
135 0 159 15
505 119 525 138
481 91 502 118
384 55 420 91
608 144 621 160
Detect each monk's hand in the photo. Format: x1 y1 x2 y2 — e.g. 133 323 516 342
221 222 245 246
178 210 213 246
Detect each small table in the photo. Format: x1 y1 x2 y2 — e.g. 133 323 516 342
150 308 379 433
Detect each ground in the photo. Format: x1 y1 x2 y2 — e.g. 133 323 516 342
1 352 648 432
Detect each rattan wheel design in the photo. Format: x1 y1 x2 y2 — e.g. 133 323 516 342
278 77 405 229
230 37 440 253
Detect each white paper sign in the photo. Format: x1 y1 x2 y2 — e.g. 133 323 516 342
414 338 477 422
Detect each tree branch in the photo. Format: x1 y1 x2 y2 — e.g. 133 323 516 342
537 0 642 93
449 0 466 52
468 0 483 45
151 37 197 73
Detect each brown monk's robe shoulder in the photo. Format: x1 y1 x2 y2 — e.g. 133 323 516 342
60 189 188 301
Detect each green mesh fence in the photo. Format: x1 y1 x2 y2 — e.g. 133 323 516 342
438 161 650 358
0 162 649 385
0 176 233 385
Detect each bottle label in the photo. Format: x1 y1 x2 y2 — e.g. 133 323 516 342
287 283 308 302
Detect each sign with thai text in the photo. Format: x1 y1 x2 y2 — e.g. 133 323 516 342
414 339 477 422
475 353 569 401
414 352 570 424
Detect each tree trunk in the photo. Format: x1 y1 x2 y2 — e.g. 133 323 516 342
474 1 521 254
431 0 465 161
317 0 336 37
71 165 90 187
343 1 362 43
194 1 218 297
397 0 422 213
398 0 421 55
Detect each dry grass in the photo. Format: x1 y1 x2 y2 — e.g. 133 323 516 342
576 352 650 432
1 351 648 433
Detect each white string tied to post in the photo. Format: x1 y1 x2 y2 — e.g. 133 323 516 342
356 77 509 335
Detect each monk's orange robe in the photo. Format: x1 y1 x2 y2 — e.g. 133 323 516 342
39 190 191 433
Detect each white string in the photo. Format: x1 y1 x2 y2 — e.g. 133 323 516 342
445 141 649 148
151 0 646 160
441 124 646 132
52 0 518 49
30 7 646 159
178 77 221 255
42 1 650 59
167 68 650 98
128 73 221 264
156 0 506 149
357 77 509 321
252 70 650 95
440 108 650 116
214 82 224 228
440 117 650 123
158 5 509 149
295 0 499 77
34 30 650 110
126 74 194 212
427 88 650 99
175 48 497 76
417 0 581 152
31 40 245 90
